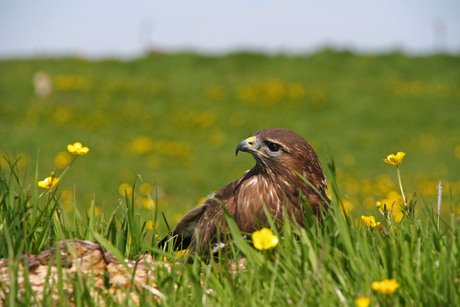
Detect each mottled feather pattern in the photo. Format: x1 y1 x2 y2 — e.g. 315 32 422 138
160 128 330 254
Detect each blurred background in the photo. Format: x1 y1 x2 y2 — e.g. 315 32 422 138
1 1 459 227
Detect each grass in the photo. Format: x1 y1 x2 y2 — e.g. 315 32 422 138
0 50 459 304
0 50 459 226
0 150 459 306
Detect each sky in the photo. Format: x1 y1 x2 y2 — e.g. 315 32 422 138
1 0 459 59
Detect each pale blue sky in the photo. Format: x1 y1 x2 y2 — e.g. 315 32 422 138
1 0 459 58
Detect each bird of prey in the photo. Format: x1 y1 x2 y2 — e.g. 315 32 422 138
160 128 329 254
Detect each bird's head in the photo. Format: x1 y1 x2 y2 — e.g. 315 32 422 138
235 128 322 174
235 128 328 205
236 130 283 163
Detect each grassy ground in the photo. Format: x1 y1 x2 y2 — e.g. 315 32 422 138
0 50 459 228
1 51 459 306
0 153 458 306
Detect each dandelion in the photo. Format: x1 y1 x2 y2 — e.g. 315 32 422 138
355 296 371 307
67 142 89 155
252 228 279 250
38 177 59 189
383 152 405 166
361 215 378 228
371 278 400 295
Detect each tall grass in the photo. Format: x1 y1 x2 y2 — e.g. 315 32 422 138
1 152 458 306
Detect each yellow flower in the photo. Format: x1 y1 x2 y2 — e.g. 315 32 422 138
139 197 156 209
371 278 400 295
38 177 59 189
175 249 189 258
145 220 158 231
383 152 406 166
118 183 132 196
139 183 152 195
252 228 279 250
355 296 371 307
54 151 72 168
87 206 102 217
361 215 378 228
341 199 355 214
67 142 89 155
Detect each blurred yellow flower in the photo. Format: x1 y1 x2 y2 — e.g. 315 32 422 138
175 249 189 258
67 142 89 155
54 74 91 91
341 199 355 214
288 83 306 100
145 220 158 231
383 152 405 166
129 136 154 155
54 151 72 168
139 183 152 195
38 177 59 189
172 213 183 223
118 183 132 196
361 215 378 228
455 145 460 159
355 296 371 307
61 188 74 211
87 206 102 217
196 197 208 207
371 278 400 295
252 228 279 250
381 191 404 222
139 197 156 209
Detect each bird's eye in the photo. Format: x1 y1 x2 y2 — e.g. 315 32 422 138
266 142 281 152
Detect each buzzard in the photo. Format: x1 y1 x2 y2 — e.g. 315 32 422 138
161 128 330 253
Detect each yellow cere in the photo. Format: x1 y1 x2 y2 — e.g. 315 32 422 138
246 136 256 147
245 136 269 158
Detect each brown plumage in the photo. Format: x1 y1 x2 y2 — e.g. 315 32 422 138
160 128 330 253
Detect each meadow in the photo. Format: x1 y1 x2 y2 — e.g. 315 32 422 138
0 145 458 305
0 50 459 305
1 50 459 227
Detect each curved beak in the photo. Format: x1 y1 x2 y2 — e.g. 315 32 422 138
235 136 256 156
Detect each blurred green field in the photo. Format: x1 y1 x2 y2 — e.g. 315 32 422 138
1 50 459 226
